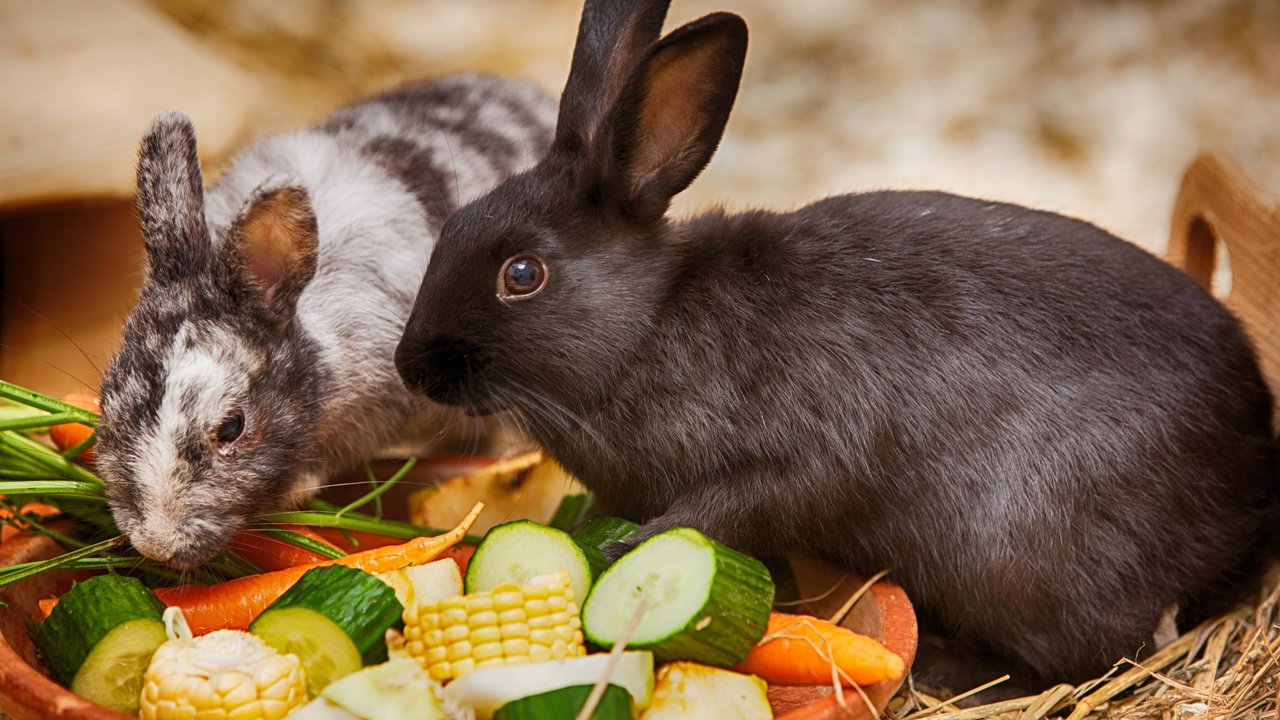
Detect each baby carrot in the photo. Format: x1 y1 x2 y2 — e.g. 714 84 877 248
316 527 476 574
734 611 905 686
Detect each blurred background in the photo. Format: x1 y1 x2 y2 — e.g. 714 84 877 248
2 0 1279 395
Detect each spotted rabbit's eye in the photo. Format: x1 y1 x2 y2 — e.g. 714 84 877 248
497 254 549 303
215 410 245 445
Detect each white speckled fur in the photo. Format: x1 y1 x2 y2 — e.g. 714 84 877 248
96 74 556 566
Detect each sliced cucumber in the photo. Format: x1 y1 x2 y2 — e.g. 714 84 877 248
570 517 639 579
321 658 446 720
34 574 166 715
281 697 359 719
494 684 631 720
465 520 591 603
582 527 774 667
441 650 654 720
251 564 403 695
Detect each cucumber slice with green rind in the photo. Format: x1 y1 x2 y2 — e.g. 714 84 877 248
251 564 403 694
570 517 639 579
251 607 363 696
34 574 166 714
465 520 592 602
581 527 774 667
495 684 632 720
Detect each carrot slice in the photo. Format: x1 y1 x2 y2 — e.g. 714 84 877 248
0 502 60 543
734 611 906 686
48 391 99 462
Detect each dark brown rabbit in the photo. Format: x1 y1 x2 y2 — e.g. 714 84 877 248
395 0 1277 691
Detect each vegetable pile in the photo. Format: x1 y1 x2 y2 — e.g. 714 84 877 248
0 381 910 719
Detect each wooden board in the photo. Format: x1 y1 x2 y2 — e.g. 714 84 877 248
1167 153 1280 424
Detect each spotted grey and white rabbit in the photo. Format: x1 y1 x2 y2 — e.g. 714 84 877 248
395 0 1277 692
96 74 556 568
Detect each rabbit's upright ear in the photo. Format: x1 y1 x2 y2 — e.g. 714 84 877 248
136 112 212 284
216 186 319 328
553 0 671 154
602 13 748 221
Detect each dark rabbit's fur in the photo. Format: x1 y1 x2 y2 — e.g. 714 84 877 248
395 0 1277 689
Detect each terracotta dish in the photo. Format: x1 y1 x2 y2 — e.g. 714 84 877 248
0 527 916 719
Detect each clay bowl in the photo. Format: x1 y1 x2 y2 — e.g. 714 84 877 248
0 524 129 720
0 468 915 720
768 554 917 720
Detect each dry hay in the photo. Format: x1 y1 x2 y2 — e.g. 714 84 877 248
890 576 1280 720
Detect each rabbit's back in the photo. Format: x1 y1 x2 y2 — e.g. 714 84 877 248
202 74 556 468
575 190 1274 682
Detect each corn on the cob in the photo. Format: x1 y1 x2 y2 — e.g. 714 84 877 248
402 570 585 682
140 607 308 720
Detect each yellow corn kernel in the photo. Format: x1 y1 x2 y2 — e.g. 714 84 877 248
402 570 584 681
140 609 306 720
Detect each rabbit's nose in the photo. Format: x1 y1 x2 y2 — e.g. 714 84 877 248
395 332 482 406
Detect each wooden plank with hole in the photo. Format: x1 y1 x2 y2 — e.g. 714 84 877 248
1166 153 1280 423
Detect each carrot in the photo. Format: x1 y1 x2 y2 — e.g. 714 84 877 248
40 502 484 634
314 528 475 575
48 391 99 462
439 542 476 576
313 528 404 552
232 524 344 570
734 611 906 687
0 501 60 543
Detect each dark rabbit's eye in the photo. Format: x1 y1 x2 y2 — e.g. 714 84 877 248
497 254 549 303
216 411 245 445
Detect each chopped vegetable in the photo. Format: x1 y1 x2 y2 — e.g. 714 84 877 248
140 607 307 720
465 520 592 603
582 527 774 666
494 683 632 720
319 658 447 720
47 390 99 461
377 557 463 608
403 570 585 682
250 565 404 695
234 524 345 570
135 503 480 635
641 661 772 719
570 516 639 579
441 650 655 720
34 575 167 715
733 611 906 686
0 500 60 543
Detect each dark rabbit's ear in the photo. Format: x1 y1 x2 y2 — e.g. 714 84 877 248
603 12 748 221
216 186 319 327
136 112 212 284
553 0 671 153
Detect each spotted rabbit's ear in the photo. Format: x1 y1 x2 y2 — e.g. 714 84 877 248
552 0 671 156
136 112 212 285
216 186 319 328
